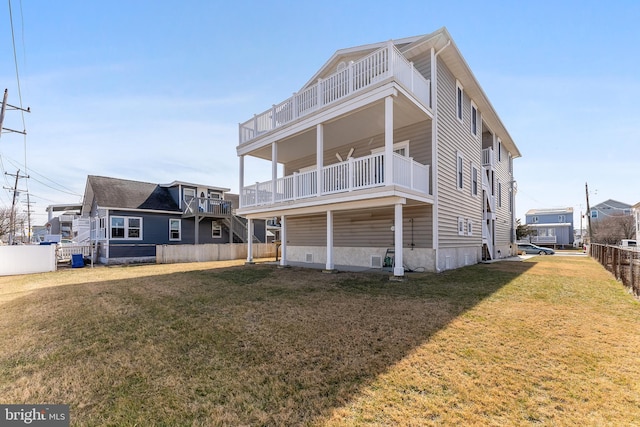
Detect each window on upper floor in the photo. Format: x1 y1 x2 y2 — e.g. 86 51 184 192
497 181 502 208
558 215 566 223
456 152 464 190
508 153 513 174
169 218 181 241
456 80 464 123
467 219 473 236
110 216 142 240
470 101 478 137
471 164 478 197
497 139 502 162
591 210 598 219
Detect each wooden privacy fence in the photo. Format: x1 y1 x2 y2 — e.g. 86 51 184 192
590 243 640 298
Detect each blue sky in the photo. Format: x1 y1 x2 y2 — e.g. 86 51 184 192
1 0 638 227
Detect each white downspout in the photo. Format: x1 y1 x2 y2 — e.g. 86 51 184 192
431 40 450 273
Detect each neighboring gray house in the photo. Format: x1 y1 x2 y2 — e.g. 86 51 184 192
525 207 574 248
633 201 640 240
81 175 265 264
235 27 521 275
590 199 632 222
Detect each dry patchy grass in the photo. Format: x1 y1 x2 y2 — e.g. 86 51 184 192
0 256 639 426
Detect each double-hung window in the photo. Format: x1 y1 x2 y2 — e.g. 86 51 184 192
471 164 478 196
212 222 222 238
456 152 464 190
110 216 142 240
456 81 464 123
169 218 181 241
470 101 478 136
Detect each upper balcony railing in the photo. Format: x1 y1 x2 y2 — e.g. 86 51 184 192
239 43 431 144
241 152 430 208
183 197 233 217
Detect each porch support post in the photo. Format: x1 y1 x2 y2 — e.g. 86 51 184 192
279 216 287 267
272 142 278 203
239 155 245 208
316 123 324 196
325 210 334 271
194 214 200 245
246 219 254 264
393 203 404 277
384 95 394 185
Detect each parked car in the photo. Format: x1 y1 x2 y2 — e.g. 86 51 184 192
517 243 555 255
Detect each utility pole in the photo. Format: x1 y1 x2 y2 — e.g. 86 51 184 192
4 169 29 244
0 88 30 138
24 192 34 243
585 182 592 245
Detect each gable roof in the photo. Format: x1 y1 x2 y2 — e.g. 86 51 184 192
592 199 632 211
297 27 520 160
82 175 180 214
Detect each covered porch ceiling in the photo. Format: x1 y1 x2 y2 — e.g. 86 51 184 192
247 91 431 164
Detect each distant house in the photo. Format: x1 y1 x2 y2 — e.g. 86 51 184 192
44 203 83 242
590 199 632 222
80 175 265 264
524 208 574 248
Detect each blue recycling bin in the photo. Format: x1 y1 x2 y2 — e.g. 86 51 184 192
71 253 85 268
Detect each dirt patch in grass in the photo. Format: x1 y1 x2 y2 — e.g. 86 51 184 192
1 257 639 425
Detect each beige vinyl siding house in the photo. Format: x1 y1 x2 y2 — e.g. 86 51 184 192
236 27 521 275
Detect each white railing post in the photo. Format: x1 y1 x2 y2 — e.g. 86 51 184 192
387 41 395 78
271 104 277 130
348 157 354 191
348 61 354 94
293 172 298 200
292 92 298 119
410 157 414 189
317 78 324 108
253 114 258 135
410 62 415 91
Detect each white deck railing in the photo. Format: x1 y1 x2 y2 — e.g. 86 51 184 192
482 147 494 167
241 153 429 208
239 44 431 144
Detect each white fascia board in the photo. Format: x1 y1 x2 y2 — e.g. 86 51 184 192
240 195 409 220
101 207 182 215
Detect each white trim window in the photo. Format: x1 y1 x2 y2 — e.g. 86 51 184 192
497 180 502 208
471 164 479 197
212 221 222 238
470 101 478 137
532 216 539 223
497 139 502 162
508 153 513 174
456 80 464 123
558 215 566 223
110 216 142 240
456 151 464 191
467 219 473 236
169 218 181 241
458 217 465 236
371 140 410 157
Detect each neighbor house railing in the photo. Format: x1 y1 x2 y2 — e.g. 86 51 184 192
531 236 557 244
183 197 233 216
239 43 431 144
241 153 429 208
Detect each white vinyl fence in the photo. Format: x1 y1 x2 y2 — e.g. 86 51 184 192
0 245 57 276
156 243 277 264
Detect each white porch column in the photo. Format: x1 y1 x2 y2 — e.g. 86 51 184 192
394 203 404 276
384 95 394 185
246 219 254 263
239 155 245 208
279 216 287 266
272 142 278 202
316 123 324 196
326 210 334 271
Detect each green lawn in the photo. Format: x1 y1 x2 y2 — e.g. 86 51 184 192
0 256 639 426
